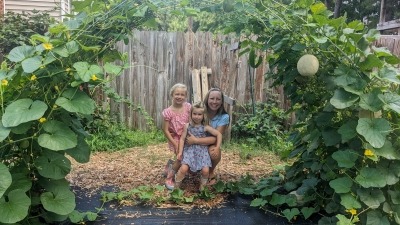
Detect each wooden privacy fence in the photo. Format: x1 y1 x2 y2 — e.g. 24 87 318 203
99 31 400 132
109 30 273 131
374 35 400 57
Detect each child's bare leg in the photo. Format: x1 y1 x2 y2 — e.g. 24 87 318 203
199 167 210 191
175 164 189 188
208 145 221 182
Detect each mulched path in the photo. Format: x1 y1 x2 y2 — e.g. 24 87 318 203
67 143 282 209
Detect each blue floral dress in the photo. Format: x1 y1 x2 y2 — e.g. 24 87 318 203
181 124 212 172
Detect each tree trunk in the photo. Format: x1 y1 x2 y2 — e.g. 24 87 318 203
334 0 342 18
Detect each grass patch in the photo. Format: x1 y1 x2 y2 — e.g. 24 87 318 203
87 123 165 152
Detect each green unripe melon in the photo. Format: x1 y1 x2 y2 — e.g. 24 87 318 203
297 54 319 77
20 140 29 149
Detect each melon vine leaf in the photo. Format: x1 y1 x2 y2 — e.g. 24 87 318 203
40 187 76 215
38 120 77 151
330 89 359 109
357 189 385 209
378 93 400 114
56 88 95 114
332 149 358 168
359 89 384 111
366 211 390 225
2 99 48 127
338 120 357 143
340 193 361 209
0 189 30 224
356 118 390 148
35 151 71 179
330 177 353 194
21 56 42 73
0 163 12 198
7 45 36 62
355 167 387 188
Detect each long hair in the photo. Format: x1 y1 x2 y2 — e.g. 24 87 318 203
191 101 208 125
203 87 228 116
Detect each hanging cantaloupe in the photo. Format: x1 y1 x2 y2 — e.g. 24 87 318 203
297 54 319 77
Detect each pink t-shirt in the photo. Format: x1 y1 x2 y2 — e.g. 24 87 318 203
162 102 191 152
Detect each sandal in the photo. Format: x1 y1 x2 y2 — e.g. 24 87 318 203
207 175 217 185
165 178 175 190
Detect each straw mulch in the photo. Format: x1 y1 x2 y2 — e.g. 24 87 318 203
67 143 282 208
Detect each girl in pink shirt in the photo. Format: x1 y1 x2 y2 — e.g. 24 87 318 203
162 83 191 189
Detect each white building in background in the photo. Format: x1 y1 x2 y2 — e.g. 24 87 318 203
2 0 71 21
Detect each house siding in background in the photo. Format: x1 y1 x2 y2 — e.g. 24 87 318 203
3 0 70 20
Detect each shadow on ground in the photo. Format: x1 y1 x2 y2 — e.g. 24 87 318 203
70 186 317 225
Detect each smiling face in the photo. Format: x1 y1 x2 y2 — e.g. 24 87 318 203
191 107 205 125
207 90 223 112
172 87 187 105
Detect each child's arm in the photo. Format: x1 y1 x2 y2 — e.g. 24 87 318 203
204 125 222 149
162 119 178 150
177 124 189 160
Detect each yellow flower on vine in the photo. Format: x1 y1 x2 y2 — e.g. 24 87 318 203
364 149 374 157
39 118 47 123
346 209 357 215
53 104 58 109
1 79 8 86
54 86 59 91
43 43 53 50
65 68 71 72
30 75 37 81
91 74 98 81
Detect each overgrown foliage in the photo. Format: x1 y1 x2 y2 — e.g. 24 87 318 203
0 11 55 56
0 0 157 224
232 101 291 153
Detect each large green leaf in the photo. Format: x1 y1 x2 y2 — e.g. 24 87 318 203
40 187 75 215
334 72 366 95
65 41 79 54
329 177 352 193
340 193 361 209
73 62 102 82
378 93 400 114
0 189 31 223
332 150 358 168
66 137 91 163
388 190 400 204
338 120 357 143
359 54 384 71
378 67 400 84
357 188 385 209
366 210 390 225
55 88 95 114
38 120 77 151
0 122 11 142
104 62 123 75
0 163 12 198
282 208 300 221
355 167 387 188
373 141 400 160
300 207 315 220
330 89 359 109
356 118 391 148
321 129 341 146
377 164 399 185
21 56 42 73
359 89 384 111
8 172 32 194
35 151 71 179
2 99 48 127
7 45 36 62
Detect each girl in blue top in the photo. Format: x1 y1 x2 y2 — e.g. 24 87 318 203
186 88 229 185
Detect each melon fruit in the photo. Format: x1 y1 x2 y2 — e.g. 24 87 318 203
297 54 319 77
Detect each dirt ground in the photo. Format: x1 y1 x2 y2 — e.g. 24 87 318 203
67 143 283 208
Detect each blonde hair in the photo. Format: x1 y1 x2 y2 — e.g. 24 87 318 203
191 101 208 125
169 83 188 97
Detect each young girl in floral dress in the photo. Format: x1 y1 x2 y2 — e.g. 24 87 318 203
162 83 191 189
175 102 222 191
